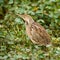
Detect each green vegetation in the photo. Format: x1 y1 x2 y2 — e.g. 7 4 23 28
0 0 60 60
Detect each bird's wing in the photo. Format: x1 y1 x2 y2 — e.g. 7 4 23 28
30 22 51 45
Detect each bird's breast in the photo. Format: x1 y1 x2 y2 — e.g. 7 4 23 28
26 26 38 44
26 26 32 39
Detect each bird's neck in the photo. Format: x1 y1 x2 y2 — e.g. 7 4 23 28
25 20 34 27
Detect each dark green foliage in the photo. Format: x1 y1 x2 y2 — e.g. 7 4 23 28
0 0 60 60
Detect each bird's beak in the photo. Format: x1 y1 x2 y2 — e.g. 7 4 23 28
16 14 23 18
16 14 26 22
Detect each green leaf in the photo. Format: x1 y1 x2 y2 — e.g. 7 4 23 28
0 0 4 4
15 18 24 24
8 0 13 4
39 54 45 58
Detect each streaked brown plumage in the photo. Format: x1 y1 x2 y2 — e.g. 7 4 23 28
17 14 51 46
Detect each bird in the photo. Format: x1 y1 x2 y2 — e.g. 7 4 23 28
17 14 51 46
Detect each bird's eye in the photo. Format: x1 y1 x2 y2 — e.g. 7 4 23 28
26 21 28 25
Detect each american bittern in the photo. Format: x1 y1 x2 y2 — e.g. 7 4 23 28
17 14 51 46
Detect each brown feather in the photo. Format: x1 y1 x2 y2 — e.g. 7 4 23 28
17 14 51 46
30 22 51 45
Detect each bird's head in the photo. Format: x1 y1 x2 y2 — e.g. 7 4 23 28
17 14 34 25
